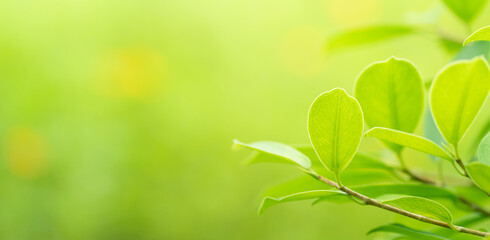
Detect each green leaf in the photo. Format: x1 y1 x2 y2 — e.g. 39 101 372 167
464 26 490 46
442 0 487 23
259 190 346 214
466 162 490 194
478 131 490 165
424 108 447 161
368 223 450 240
430 57 490 146
327 25 416 52
355 57 424 152
315 183 460 205
382 196 454 228
365 127 452 161
458 41 490 59
308 88 363 175
232 140 311 169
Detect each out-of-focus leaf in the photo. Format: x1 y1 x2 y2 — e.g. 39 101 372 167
382 197 454 228
348 153 396 174
259 190 346 214
232 140 311 169
430 57 490 146
439 37 463 55
327 25 416 52
442 0 487 23
478 131 490 165
466 162 490 194
368 223 450 240
470 119 490 157
464 26 490 46
456 41 490 60
308 88 363 174
355 57 424 152
315 183 460 205
365 127 452 160
424 108 447 162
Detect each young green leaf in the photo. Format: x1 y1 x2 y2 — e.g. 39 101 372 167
382 197 455 228
308 88 364 174
442 0 487 23
466 162 490 194
259 190 346 214
478 132 490 165
232 140 311 169
368 223 450 240
327 25 416 52
355 57 424 152
464 26 490 46
365 127 452 161
430 57 490 146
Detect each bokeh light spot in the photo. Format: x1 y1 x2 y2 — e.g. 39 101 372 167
279 26 326 76
4 127 48 179
326 0 379 27
96 48 167 100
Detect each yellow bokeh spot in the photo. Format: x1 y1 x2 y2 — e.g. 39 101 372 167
326 0 379 27
279 26 325 76
96 48 167 100
4 127 47 179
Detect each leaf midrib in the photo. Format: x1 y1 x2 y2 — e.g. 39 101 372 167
388 61 400 131
333 91 341 171
451 64 473 144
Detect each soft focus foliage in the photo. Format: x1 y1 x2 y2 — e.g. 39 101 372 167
3 0 490 239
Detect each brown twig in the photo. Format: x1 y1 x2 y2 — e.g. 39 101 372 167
313 174 489 237
400 167 490 216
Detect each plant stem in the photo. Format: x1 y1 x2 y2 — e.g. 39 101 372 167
314 174 489 238
397 163 490 216
394 152 489 216
455 159 469 177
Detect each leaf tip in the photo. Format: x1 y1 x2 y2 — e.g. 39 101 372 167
258 197 274 215
232 139 243 150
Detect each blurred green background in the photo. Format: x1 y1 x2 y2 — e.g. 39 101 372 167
0 0 489 239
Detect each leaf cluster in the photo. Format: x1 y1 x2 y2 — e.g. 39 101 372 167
234 13 490 240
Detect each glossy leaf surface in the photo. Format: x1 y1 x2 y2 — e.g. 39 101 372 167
365 127 452 160
308 88 363 174
430 57 490 145
382 197 454 227
355 57 424 152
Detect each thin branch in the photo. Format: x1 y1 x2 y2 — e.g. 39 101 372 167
399 167 490 216
313 174 489 238
455 159 469 177
395 154 490 216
